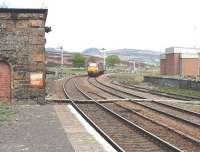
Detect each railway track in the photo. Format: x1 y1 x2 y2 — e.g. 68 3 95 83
63 76 88 100
111 80 200 101
89 77 200 128
87 77 200 138
106 77 200 116
79 76 200 151
63 76 183 152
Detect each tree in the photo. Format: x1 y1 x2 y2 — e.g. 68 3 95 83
72 53 85 68
106 55 120 67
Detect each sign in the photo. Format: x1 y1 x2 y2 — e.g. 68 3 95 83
30 73 44 87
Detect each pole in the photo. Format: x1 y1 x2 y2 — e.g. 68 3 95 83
59 46 63 78
61 47 63 65
104 50 106 69
133 60 135 72
101 48 106 69
198 53 200 78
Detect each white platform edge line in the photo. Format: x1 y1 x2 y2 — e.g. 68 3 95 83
67 104 117 152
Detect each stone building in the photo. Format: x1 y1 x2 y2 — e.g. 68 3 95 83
0 8 48 103
160 47 200 77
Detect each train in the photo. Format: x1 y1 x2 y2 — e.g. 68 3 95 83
87 62 104 77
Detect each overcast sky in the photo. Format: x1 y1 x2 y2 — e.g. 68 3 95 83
1 0 200 52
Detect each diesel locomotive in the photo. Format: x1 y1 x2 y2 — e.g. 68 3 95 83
87 62 104 77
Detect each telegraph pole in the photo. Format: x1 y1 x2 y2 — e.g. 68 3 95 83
101 48 106 69
61 46 63 78
60 46 63 65
58 46 63 78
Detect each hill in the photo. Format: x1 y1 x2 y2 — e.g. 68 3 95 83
45 49 102 67
82 48 101 56
45 47 159 73
107 49 161 65
82 48 162 65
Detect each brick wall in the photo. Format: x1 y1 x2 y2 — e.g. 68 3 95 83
180 58 199 76
160 59 166 75
166 53 180 75
0 9 48 103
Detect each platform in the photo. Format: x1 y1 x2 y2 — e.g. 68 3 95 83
0 104 115 152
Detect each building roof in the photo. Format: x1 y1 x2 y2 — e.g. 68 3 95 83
165 47 200 54
180 53 199 59
0 8 48 14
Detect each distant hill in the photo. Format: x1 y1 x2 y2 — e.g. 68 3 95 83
46 47 59 52
45 47 161 68
106 49 161 65
82 48 161 65
45 47 70 54
45 49 101 67
45 50 147 68
82 48 101 56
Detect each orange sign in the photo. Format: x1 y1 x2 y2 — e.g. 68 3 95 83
30 73 44 87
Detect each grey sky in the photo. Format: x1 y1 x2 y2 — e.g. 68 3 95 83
1 0 200 52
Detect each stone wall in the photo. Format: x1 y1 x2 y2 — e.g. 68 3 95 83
144 76 200 91
0 9 48 103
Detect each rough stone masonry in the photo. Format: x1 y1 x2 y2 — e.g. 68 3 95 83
0 8 48 103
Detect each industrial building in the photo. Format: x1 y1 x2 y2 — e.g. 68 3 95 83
0 8 48 103
160 47 200 77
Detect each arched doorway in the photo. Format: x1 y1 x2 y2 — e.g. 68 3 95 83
0 62 11 102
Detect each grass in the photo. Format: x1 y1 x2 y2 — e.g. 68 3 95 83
108 73 143 85
63 68 86 75
0 102 15 125
46 67 87 95
108 73 200 98
47 67 87 79
155 86 200 98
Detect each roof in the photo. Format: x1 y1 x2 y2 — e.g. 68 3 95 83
165 47 200 54
0 8 48 14
180 53 199 59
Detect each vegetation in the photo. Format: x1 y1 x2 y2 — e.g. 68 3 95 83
106 55 120 67
108 71 162 85
46 67 87 79
143 71 160 76
72 53 86 68
109 73 143 85
109 73 200 98
0 102 14 125
155 86 200 98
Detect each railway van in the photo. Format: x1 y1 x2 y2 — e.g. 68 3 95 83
87 62 104 77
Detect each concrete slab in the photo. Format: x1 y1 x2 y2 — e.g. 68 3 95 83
0 104 116 152
0 105 74 152
54 105 116 152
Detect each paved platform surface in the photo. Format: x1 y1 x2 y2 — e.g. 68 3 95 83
54 105 112 152
0 105 74 152
0 104 112 152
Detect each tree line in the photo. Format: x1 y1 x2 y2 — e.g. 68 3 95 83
72 53 120 68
